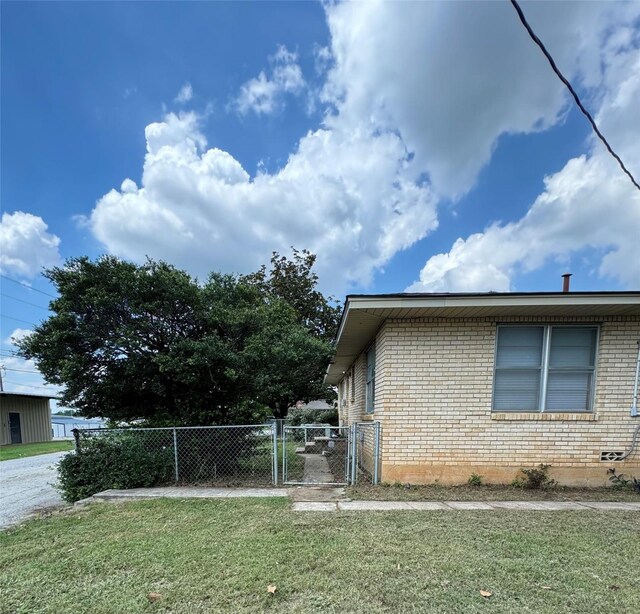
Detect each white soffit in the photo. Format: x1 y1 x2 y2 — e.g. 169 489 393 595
324 292 640 384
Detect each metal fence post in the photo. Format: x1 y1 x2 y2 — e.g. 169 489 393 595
272 422 278 485
374 421 381 485
72 428 81 452
350 423 357 485
172 427 179 483
281 426 286 484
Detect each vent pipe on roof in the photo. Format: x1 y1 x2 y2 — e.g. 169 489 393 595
562 273 572 293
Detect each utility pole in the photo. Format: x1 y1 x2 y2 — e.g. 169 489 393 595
0 365 4 392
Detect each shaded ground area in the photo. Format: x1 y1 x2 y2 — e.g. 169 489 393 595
0 451 67 529
349 483 640 502
1 498 639 613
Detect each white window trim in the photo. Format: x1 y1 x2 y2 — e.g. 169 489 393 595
492 324 599 413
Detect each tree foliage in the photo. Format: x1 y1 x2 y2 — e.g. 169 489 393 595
18 254 341 425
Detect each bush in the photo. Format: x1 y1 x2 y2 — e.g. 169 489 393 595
285 404 338 426
467 473 483 487
515 464 557 490
607 468 640 493
58 433 174 503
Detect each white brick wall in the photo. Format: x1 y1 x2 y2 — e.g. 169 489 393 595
338 315 640 485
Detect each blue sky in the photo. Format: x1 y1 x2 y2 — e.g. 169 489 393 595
1 1 639 396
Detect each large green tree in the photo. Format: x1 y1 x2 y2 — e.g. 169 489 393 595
18 254 339 425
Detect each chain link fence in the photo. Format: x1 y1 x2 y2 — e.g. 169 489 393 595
352 422 381 485
73 421 380 488
74 424 278 487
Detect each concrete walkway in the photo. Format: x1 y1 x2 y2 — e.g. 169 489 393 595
90 487 288 502
84 487 640 513
293 500 640 512
301 454 335 484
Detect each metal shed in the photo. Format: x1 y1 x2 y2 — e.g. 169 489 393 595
0 392 54 445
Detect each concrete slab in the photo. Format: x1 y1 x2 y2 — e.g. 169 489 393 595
508 501 589 511
444 501 497 510
579 502 640 511
289 487 346 502
338 501 414 511
302 454 335 484
488 501 590 511
405 502 450 510
93 487 288 500
292 502 337 512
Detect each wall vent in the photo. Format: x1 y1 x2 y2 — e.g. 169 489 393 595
600 451 625 462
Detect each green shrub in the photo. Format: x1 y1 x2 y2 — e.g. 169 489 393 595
58 433 174 503
607 468 640 493
516 464 557 490
285 404 338 426
467 473 483 487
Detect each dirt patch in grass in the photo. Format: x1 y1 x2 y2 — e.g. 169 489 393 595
349 483 640 502
1 498 639 613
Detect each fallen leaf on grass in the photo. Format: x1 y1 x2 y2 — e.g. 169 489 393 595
542 586 552 590
148 592 162 602
267 585 277 594
479 590 492 598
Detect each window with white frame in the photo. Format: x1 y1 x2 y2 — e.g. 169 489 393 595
365 345 376 414
350 366 355 402
493 325 598 412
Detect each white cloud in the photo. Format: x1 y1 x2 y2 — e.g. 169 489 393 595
86 1 639 293
409 43 640 292
175 82 193 104
234 45 306 115
90 111 437 289
0 331 61 397
322 0 637 199
4 328 33 346
0 212 61 279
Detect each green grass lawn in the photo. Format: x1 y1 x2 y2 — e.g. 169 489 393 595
349 482 640 502
0 440 73 462
1 499 639 613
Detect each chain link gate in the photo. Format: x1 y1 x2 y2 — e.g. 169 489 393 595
282 422 380 485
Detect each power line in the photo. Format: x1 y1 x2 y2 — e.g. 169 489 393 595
3 379 58 391
1 293 51 311
1 315 38 326
509 0 640 193
0 274 58 299
2 366 40 374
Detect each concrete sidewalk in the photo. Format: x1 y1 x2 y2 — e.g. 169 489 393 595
85 487 640 513
293 500 640 512
89 487 288 502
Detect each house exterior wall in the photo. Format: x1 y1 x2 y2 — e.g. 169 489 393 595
0 396 52 445
373 315 640 486
338 325 388 426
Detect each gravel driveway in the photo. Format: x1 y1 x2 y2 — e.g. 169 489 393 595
0 451 68 529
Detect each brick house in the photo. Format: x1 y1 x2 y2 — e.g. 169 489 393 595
325 291 640 486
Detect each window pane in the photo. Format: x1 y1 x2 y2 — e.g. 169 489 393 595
493 369 540 411
496 327 544 368
546 370 592 411
549 327 597 368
